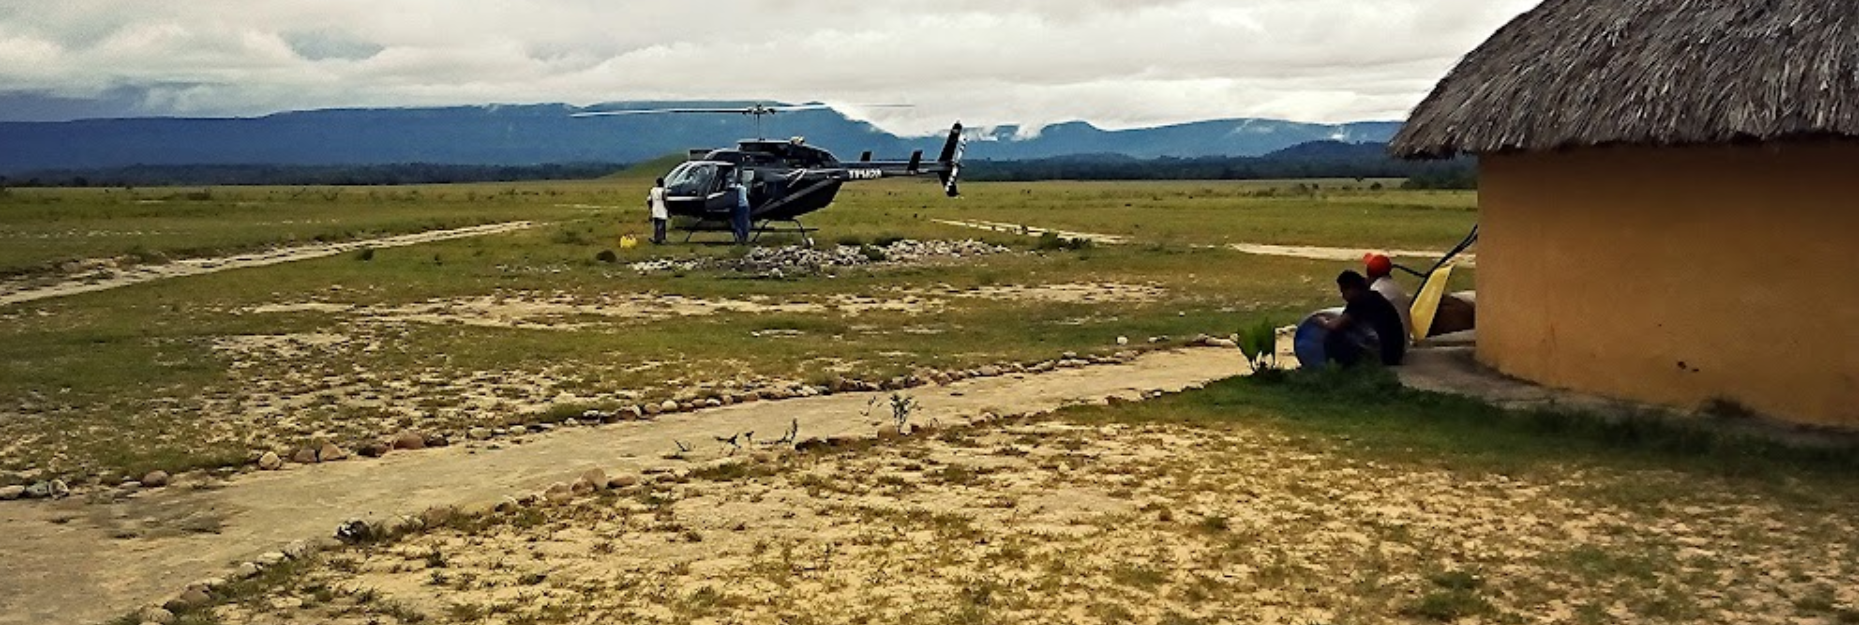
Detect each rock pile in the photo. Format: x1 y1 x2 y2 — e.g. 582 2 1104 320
629 239 1010 275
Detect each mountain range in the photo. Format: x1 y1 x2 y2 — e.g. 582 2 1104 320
0 102 1401 174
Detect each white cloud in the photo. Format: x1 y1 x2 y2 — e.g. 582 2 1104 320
0 0 1538 133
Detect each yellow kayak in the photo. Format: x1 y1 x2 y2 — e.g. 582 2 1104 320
1409 263 1456 342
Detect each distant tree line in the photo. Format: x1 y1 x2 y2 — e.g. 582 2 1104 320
963 141 1477 189
0 162 628 188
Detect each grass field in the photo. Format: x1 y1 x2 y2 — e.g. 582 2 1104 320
9 175 1858 625
0 176 1477 483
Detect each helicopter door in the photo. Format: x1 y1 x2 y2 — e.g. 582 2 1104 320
702 165 740 214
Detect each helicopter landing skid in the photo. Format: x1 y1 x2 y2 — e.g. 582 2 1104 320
751 219 817 247
676 218 817 247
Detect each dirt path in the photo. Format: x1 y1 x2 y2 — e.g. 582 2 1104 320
933 218 1476 265
0 222 538 307
0 348 1249 625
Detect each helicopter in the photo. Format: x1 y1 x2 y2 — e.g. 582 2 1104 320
573 104 965 245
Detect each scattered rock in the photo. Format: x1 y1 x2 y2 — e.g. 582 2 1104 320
317 443 349 462
25 480 70 499
977 365 1003 377
424 433 450 448
255 551 288 567
0 485 26 500
494 496 522 512
334 519 377 544
643 403 663 416
290 448 318 464
360 442 391 458
660 400 680 413
164 588 211 613
419 506 456 528
256 452 283 471
544 482 574 503
138 606 176 624
1117 336 1131 346
392 431 426 451
467 427 493 440
141 471 170 488
570 478 597 496
578 468 608 490
606 474 639 489
231 562 261 579
631 238 1011 275
282 540 312 560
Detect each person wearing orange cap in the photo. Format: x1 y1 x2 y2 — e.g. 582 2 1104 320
1363 253 1413 341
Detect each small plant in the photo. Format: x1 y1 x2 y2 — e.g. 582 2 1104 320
889 393 918 432
422 546 448 569
1237 319 1281 375
668 439 693 459
1034 232 1093 251
594 249 618 263
550 227 594 246
1402 569 1494 622
356 247 375 262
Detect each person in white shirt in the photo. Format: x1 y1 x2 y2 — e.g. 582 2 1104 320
1363 253 1413 341
645 178 669 244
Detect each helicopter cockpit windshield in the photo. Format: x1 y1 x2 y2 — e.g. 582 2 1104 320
664 162 729 197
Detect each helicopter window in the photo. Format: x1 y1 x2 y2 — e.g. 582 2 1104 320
664 162 721 196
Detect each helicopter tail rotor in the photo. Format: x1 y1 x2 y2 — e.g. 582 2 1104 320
936 123 966 197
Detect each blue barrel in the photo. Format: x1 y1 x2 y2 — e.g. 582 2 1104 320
1293 307 1344 368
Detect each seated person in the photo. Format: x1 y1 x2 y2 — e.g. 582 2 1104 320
1315 270 1407 367
1363 253 1413 340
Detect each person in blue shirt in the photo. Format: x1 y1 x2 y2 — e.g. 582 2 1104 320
729 174 752 244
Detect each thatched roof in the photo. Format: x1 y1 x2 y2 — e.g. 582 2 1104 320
1391 0 1859 158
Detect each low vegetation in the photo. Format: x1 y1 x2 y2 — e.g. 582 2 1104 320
169 369 1859 625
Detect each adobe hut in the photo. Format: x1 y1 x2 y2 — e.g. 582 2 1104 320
1391 0 1858 427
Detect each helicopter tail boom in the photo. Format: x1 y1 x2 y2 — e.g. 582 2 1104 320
837 123 965 197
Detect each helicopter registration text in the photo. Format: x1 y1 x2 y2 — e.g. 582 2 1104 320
846 169 884 180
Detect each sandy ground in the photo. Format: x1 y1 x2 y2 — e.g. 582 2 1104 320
933 218 1477 265
234 282 1166 332
0 222 537 307
223 419 1856 625
0 348 1249 625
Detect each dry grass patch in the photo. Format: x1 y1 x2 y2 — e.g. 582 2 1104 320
207 417 1856 625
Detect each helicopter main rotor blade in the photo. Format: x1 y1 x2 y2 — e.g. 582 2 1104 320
758 104 834 113
572 107 763 118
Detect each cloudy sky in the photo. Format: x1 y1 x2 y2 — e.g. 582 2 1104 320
0 1 1537 134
